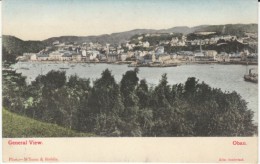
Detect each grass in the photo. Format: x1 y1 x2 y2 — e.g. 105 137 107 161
3 108 95 137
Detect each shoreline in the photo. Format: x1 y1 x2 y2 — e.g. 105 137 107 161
17 60 258 67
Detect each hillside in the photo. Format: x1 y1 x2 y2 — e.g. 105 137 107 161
3 35 46 56
164 40 254 53
158 25 209 34
3 23 257 57
3 109 95 137
195 24 257 36
42 26 208 45
42 24 257 45
43 29 159 45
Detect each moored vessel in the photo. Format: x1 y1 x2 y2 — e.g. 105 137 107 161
244 68 258 83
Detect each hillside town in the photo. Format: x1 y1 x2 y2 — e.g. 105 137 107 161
17 31 258 66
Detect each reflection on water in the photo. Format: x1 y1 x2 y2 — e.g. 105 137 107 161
12 62 258 122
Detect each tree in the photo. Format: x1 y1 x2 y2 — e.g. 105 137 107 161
136 79 150 109
184 77 199 100
120 69 139 107
87 69 124 135
119 69 143 136
150 74 173 136
2 47 16 65
153 73 172 107
138 108 154 136
2 70 27 115
42 70 66 89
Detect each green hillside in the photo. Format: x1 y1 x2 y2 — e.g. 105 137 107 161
3 35 46 56
2 35 46 64
3 109 95 138
195 24 257 36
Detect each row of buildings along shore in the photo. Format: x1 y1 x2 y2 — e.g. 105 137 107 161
18 33 258 65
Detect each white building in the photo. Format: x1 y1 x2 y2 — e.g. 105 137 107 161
171 37 179 45
88 50 99 60
30 54 37 61
204 50 218 57
52 41 60 45
157 54 171 63
82 50 87 57
49 51 63 61
23 53 36 60
61 53 72 61
119 53 128 61
143 41 150 48
194 51 204 57
72 54 82 61
178 40 186 46
138 36 143 40
37 54 49 61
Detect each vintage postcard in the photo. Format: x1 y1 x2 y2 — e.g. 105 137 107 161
1 0 258 163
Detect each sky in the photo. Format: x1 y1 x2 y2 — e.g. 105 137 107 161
2 0 258 41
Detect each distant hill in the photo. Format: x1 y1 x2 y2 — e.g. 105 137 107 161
195 24 258 36
164 39 254 54
43 25 210 45
43 29 158 46
3 23 257 56
43 24 257 45
158 25 209 34
3 35 46 56
3 108 95 137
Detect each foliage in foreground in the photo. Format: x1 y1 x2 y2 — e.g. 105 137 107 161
3 108 95 138
2 69 257 137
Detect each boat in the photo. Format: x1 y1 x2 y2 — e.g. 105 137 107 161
244 68 258 83
59 63 69 69
59 67 69 70
19 67 30 70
